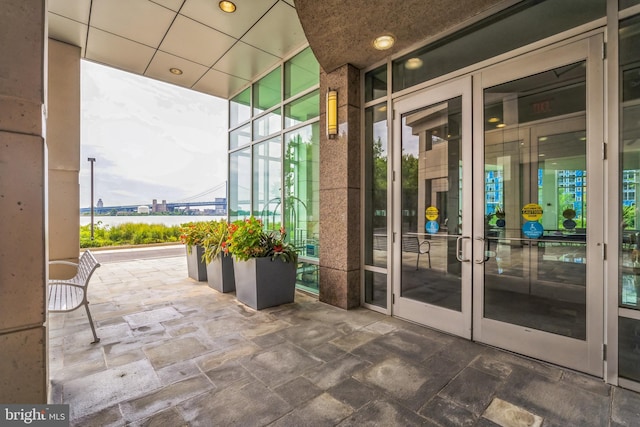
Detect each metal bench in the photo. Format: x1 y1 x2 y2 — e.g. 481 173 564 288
48 250 101 344
402 235 431 269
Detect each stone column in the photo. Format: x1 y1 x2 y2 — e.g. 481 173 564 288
0 1 48 403
48 40 81 279
319 65 361 309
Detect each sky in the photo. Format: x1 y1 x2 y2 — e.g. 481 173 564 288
79 61 228 209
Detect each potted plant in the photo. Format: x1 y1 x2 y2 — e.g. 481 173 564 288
179 221 208 281
226 216 298 310
202 219 235 293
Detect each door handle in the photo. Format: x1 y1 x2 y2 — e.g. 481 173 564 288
474 237 487 264
456 236 470 262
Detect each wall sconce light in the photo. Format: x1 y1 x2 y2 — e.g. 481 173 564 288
326 89 338 138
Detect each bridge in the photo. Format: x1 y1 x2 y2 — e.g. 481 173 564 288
80 182 227 214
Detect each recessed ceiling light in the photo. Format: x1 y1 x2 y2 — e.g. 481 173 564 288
404 58 423 70
219 1 236 13
373 35 395 50
169 68 183 75
488 117 500 123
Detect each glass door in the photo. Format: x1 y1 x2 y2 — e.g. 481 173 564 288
473 36 604 376
393 77 472 338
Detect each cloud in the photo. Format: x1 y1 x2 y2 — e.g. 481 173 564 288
80 61 228 208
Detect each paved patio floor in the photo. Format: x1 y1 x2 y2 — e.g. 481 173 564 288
48 249 640 426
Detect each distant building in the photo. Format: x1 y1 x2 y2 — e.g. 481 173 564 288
152 199 168 213
137 205 150 214
97 198 103 208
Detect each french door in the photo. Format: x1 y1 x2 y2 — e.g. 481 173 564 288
391 35 604 375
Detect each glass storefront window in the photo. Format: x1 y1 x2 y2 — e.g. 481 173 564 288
621 0 640 10
365 65 387 102
392 0 605 92
230 124 251 150
620 15 640 311
253 109 282 140
284 90 319 128
284 123 320 261
364 271 387 309
230 87 250 127
253 138 282 228
284 47 319 99
229 148 251 222
253 67 281 115
364 103 388 268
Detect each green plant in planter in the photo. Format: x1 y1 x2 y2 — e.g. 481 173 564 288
227 216 298 263
179 221 209 253
202 219 230 264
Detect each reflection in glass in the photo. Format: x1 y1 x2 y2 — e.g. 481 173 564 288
229 148 251 222
364 103 388 268
253 109 281 139
253 67 281 115
365 271 387 308
620 0 640 10
230 124 251 150
284 47 319 99
253 138 282 228
365 65 387 102
400 96 463 311
392 0 604 93
619 317 640 382
285 90 319 128
483 62 587 340
230 87 250 127
284 123 320 261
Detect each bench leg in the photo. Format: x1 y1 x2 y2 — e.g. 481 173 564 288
84 303 100 344
416 253 420 270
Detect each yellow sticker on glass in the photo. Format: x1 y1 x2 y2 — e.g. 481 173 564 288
426 206 439 221
521 203 543 221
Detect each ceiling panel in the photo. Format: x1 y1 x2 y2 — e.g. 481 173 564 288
213 41 280 81
145 51 208 88
193 68 250 99
86 29 156 75
180 0 278 39
159 15 236 67
241 1 306 57
150 0 186 12
47 14 88 56
48 0 91 24
90 0 176 48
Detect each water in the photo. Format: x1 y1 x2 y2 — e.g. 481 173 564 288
80 215 226 228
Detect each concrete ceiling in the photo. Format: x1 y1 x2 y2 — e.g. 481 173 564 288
47 0 307 99
295 0 511 73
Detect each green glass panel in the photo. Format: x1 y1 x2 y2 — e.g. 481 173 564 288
230 87 250 127
393 0 605 92
365 65 387 102
229 148 251 222
253 67 281 115
253 109 282 139
284 47 319 99
364 103 388 268
284 90 319 128
252 137 282 227
364 271 387 309
229 124 251 150
621 0 640 9
284 123 320 260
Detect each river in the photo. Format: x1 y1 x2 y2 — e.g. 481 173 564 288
80 215 226 228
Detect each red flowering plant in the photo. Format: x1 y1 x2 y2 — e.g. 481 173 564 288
179 221 209 254
226 216 298 263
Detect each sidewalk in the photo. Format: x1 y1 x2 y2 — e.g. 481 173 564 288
48 252 640 426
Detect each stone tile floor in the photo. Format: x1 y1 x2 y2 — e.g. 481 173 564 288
48 251 640 426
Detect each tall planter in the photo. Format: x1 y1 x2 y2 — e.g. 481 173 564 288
233 257 297 310
206 255 235 293
185 245 207 281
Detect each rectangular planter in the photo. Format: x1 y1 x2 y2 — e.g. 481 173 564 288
185 245 207 281
233 257 297 310
206 255 236 293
